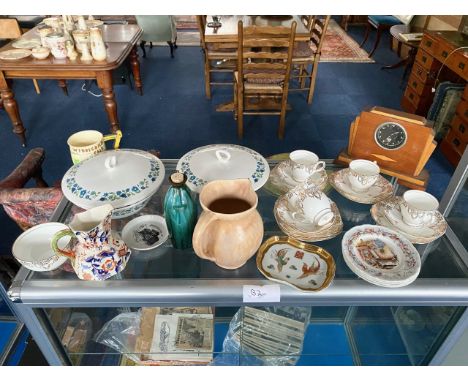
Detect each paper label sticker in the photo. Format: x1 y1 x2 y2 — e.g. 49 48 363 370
243 285 281 303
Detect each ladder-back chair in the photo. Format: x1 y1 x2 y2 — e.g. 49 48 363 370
197 15 237 99
290 16 331 104
234 20 296 139
0 18 41 94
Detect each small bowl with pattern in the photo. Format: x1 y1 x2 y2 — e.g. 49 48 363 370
32 47 50 60
256 236 336 292
12 222 70 272
122 215 169 251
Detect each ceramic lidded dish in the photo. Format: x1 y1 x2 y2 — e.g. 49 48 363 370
176 144 270 193
61 149 165 218
257 236 336 292
12 222 70 272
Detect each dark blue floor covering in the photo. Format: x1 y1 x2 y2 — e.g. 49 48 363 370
0 24 455 256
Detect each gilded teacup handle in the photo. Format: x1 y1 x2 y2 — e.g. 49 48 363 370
51 229 76 259
103 129 122 150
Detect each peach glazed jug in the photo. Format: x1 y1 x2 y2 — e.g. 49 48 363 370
192 179 264 269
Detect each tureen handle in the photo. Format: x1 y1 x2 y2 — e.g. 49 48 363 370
215 149 231 163
104 155 117 169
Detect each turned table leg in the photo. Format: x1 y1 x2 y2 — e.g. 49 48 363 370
129 45 143 95
96 71 120 133
57 79 68 96
0 73 26 146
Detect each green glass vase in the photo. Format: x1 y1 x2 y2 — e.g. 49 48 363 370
163 172 197 250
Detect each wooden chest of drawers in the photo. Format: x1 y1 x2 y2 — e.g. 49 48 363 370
401 31 468 120
401 30 468 166
440 91 468 166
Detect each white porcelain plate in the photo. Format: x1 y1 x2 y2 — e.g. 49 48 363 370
177 144 269 193
329 168 393 204
12 38 42 49
257 236 335 292
121 215 169 251
12 222 70 272
268 160 328 195
371 196 447 244
342 224 421 288
0 49 32 60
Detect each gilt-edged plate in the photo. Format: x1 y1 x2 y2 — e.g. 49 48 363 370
256 236 336 292
177 144 269 193
370 196 447 244
329 168 393 204
267 159 328 196
342 224 421 288
0 49 32 60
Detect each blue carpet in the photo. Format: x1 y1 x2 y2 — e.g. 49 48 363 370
0 24 454 257
5 327 29 366
0 321 18 357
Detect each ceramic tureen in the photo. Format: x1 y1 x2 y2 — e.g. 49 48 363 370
62 149 165 218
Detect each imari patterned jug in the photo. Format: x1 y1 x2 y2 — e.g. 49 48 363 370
51 204 131 280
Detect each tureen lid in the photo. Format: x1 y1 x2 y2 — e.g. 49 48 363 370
62 149 165 210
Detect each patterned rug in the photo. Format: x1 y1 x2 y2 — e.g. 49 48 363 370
172 16 374 63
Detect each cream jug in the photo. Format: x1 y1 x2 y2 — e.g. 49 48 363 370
192 179 264 269
51 204 131 280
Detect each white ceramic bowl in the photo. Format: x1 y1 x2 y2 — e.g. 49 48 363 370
32 47 50 59
12 222 70 272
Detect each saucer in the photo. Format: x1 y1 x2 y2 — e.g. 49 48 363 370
274 195 343 242
12 38 41 49
329 168 393 204
121 215 169 251
342 224 421 288
267 160 328 196
371 196 447 244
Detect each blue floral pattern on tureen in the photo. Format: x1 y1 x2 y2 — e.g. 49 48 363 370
65 155 161 203
178 144 268 189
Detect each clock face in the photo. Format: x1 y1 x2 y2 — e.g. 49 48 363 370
374 122 407 150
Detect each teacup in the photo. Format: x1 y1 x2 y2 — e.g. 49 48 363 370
289 150 326 182
348 159 380 192
45 32 67 59
37 25 54 47
400 190 439 227
288 184 334 227
67 129 122 164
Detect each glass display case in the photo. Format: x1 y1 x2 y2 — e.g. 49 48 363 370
7 158 468 366
0 272 28 365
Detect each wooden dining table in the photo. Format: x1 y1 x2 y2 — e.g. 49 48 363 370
0 24 143 146
205 15 310 42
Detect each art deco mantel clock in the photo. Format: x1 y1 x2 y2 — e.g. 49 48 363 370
336 106 437 189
